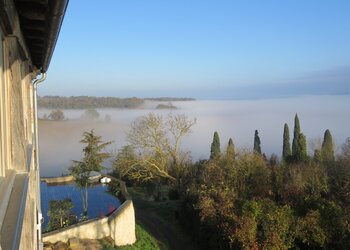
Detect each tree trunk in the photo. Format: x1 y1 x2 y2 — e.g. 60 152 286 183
85 183 88 214
81 189 87 216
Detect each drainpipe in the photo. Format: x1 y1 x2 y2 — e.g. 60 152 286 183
32 72 46 250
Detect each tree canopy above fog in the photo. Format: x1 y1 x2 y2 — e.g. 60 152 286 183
38 96 144 109
38 96 195 109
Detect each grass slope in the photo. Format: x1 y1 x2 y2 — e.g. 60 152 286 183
102 224 160 250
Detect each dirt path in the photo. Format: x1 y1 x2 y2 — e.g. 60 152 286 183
135 208 193 250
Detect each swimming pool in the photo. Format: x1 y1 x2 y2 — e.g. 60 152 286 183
40 181 121 230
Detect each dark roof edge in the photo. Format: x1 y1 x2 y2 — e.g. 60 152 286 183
41 0 68 73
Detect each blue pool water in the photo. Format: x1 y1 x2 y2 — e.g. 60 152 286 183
40 182 121 230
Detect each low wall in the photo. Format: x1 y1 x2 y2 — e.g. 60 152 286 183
41 175 74 184
41 175 101 184
42 178 136 246
109 201 136 245
42 217 110 243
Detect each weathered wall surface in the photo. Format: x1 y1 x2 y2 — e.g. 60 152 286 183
19 148 38 250
43 217 110 243
0 2 38 249
2 37 37 250
41 175 74 184
5 36 29 172
109 201 136 246
43 200 136 246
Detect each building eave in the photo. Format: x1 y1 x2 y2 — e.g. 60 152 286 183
13 0 68 73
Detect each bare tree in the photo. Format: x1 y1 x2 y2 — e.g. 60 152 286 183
114 113 196 185
166 113 196 188
48 109 65 121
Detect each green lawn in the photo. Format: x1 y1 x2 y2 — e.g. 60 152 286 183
101 224 160 250
103 185 195 250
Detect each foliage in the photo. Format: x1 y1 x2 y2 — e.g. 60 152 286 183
197 184 236 249
155 102 177 109
328 138 350 205
179 136 350 249
321 129 335 164
168 188 179 200
295 210 326 248
340 137 350 162
48 109 65 121
236 199 295 250
112 112 350 249
282 123 291 161
232 152 271 200
69 130 111 214
113 145 139 180
290 114 308 163
113 113 195 187
253 130 261 154
101 224 160 250
226 138 235 162
210 131 221 159
298 133 308 161
46 198 76 231
144 97 195 101
292 113 301 157
82 108 100 120
38 96 145 109
38 96 195 110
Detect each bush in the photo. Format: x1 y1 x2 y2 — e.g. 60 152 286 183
168 188 179 200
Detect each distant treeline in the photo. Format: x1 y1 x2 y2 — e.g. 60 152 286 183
38 96 196 109
38 96 144 109
144 97 195 101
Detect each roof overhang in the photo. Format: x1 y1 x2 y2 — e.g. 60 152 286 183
1 0 68 73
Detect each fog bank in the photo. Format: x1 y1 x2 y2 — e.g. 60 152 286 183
39 95 350 177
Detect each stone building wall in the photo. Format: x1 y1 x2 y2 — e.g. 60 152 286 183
4 36 32 171
0 1 40 249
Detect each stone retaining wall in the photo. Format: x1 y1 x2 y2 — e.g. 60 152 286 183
41 175 74 184
42 178 136 246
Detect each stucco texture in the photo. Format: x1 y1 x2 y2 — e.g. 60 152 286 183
43 200 136 246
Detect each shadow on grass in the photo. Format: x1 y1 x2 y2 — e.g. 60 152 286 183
128 187 196 250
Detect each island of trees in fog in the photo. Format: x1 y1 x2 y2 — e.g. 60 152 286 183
38 96 195 109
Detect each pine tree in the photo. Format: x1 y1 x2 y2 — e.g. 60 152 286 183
292 114 300 157
210 131 221 159
321 129 334 163
226 138 235 160
282 123 291 161
254 130 261 154
69 129 112 215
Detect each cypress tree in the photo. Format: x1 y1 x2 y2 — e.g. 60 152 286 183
314 149 322 163
292 114 300 157
210 131 221 159
254 130 261 154
282 123 291 161
226 138 235 160
298 133 308 161
321 129 334 163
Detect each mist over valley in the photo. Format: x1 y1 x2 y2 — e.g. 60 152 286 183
39 95 350 177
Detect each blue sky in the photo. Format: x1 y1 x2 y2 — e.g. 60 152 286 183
40 0 350 99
